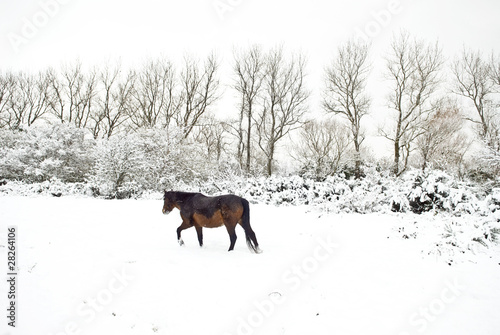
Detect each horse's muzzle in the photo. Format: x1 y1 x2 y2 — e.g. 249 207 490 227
162 208 171 215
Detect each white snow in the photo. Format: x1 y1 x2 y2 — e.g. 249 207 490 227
1 196 500 335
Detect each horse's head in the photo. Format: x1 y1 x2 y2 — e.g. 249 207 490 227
162 191 177 215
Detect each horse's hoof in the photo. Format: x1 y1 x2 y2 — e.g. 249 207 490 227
178 239 184 246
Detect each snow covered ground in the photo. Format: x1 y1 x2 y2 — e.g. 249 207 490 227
1 195 500 335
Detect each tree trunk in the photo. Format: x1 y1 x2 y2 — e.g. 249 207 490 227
246 105 252 173
353 135 361 179
393 138 400 176
266 142 275 176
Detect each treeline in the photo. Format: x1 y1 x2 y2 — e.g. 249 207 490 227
1 31 500 181
0 54 220 139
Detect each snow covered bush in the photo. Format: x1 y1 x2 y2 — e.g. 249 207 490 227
0 124 95 183
163 167 496 218
90 127 187 198
0 178 92 197
421 215 500 262
177 169 392 213
389 169 483 215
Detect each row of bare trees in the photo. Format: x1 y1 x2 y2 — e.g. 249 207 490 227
316 31 499 178
384 31 500 176
0 55 220 140
235 36 498 178
1 34 499 178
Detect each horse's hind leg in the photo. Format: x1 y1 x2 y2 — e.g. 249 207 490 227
225 223 237 252
195 226 203 247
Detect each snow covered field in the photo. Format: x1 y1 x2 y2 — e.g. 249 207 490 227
1 195 500 335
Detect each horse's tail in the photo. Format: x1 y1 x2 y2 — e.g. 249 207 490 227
241 198 262 254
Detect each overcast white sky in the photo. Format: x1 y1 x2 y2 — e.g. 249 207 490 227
2 0 499 67
1 0 499 157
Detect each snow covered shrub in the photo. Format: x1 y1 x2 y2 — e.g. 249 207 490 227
0 178 91 197
91 127 187 198
389 169 480 215
484 188 500 213
335 175 389 213
0 129 23 178
222 170 392 213
427 216 500 261
188 161 246 195
0 124 95 183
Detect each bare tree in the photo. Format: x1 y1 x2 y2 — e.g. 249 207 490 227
233 45 265 172
293 118 351 179
487 53 500 152
323 39 371 178
51 62 79 123
76 68 97 129
381 31 443 176
0 72 16 128
129 57 178 130
416 99 471 173
452 48 496 143
256 47 309 176
491 53 500 87
95 63 135 138
56 61 98 128
480 141 500 176
177 53 220 138
91 64 118 138
231 94 246 169
46 67 66 123
192 114 229 163
9 71 54 128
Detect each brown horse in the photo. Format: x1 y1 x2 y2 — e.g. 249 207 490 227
162 191 262 253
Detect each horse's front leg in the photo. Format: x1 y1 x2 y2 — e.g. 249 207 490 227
176 219 191 246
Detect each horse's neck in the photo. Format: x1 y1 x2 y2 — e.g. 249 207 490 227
175 192 198 204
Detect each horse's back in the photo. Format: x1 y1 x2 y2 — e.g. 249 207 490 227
217 193 244 204
192 193 243 206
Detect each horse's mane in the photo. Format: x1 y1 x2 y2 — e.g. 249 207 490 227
165 191 201 203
